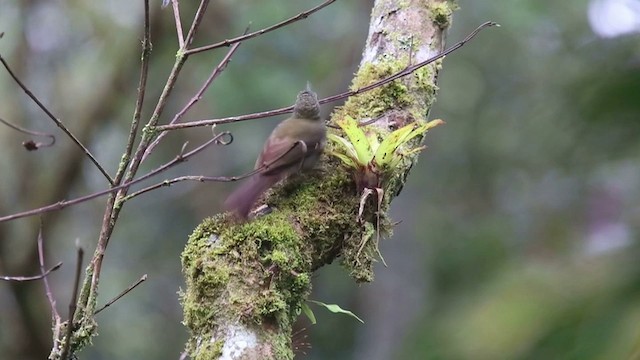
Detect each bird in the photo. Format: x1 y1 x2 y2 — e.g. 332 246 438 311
224 85 327 220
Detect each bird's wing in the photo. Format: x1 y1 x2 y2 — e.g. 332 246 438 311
255 136 305 175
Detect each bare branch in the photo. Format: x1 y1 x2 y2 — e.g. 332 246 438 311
156 21 498 132
185 0 336 55
0 220 62 285
0 262 62 281
0 131 232 223
171 0 185 49
0 116 56 150
320 22 499 104
94 274 148 315
143 27 247 161
37 227 64 358
38 227 61 321
157 106 293 131
128 138 309 201
60 244 84 360
184 0 211 46
114 0 152 185
124 175 234 201
0 55 114 184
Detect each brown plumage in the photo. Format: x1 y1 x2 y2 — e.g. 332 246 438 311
224 86 326 220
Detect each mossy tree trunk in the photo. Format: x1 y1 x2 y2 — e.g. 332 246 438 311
181 1 455 358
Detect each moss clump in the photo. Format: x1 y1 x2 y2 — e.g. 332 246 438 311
141 123 158 138
428 1 459 29
334 59 412 121
191 338 223 360
333 57 439 126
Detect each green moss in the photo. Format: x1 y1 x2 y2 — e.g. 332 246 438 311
271 335 294 360
181 10 449 346
428 1 459 29
192 338 223 360
117 153 130 172
335 59 412 121
181 204 319 354
141 124 157 137
321 52 441 283
333 58 439 127
211 340 224 358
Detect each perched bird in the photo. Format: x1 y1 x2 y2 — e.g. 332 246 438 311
224 85 327 220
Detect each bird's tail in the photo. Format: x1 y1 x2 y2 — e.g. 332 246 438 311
224 174 280 220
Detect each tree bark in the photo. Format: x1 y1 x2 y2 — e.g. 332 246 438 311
181 1 455 358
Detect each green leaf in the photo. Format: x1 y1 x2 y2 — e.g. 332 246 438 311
335 116 373 164
301 302 317 325
388 145 426 169
366 130 381 154
309 300 365 324
374 119 444 168
327 133 359 168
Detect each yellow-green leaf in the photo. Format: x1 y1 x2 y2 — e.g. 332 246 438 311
373 124 416 166
336 116 373 164
374 119 444 167
328 133 358 159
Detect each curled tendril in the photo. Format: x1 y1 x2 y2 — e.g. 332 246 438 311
214 131 233 146
0 117 56 151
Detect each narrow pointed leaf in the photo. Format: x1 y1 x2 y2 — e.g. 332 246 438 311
374 119 444 167
328 133 358 160
336 116 373 164
309 300 365 324
301 302 317 325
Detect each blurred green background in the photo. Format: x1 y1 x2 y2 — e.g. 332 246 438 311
1 0 639 359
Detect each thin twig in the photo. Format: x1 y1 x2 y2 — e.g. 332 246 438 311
185 0 336 55
156 21 498 132
321 21 499 104
127 137 308 201
118 1 211 193
69 2 214 320
184 0 210 46
78 0 173 336
115 0 152 185
37 226 63 355
94 274 148 315
0 262 62 281
0 116 56 150
0 55 114 184
124 175 236 201
0 131 232 223
143 27 247 161
171 0 185 49
38 226 61 320
60 244 84 360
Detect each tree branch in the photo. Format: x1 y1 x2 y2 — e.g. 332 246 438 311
0 262 62 281
114 0 152 186
155 21 496 132
171 0 185 49
59 244 84 360
0 131 232 223
180 1 474 359
185 0 337 55
0 116 56 150
0 55 114 184
143 27 247 161
94 274 148 315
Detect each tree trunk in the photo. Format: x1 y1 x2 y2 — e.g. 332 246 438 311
181 1 455 358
